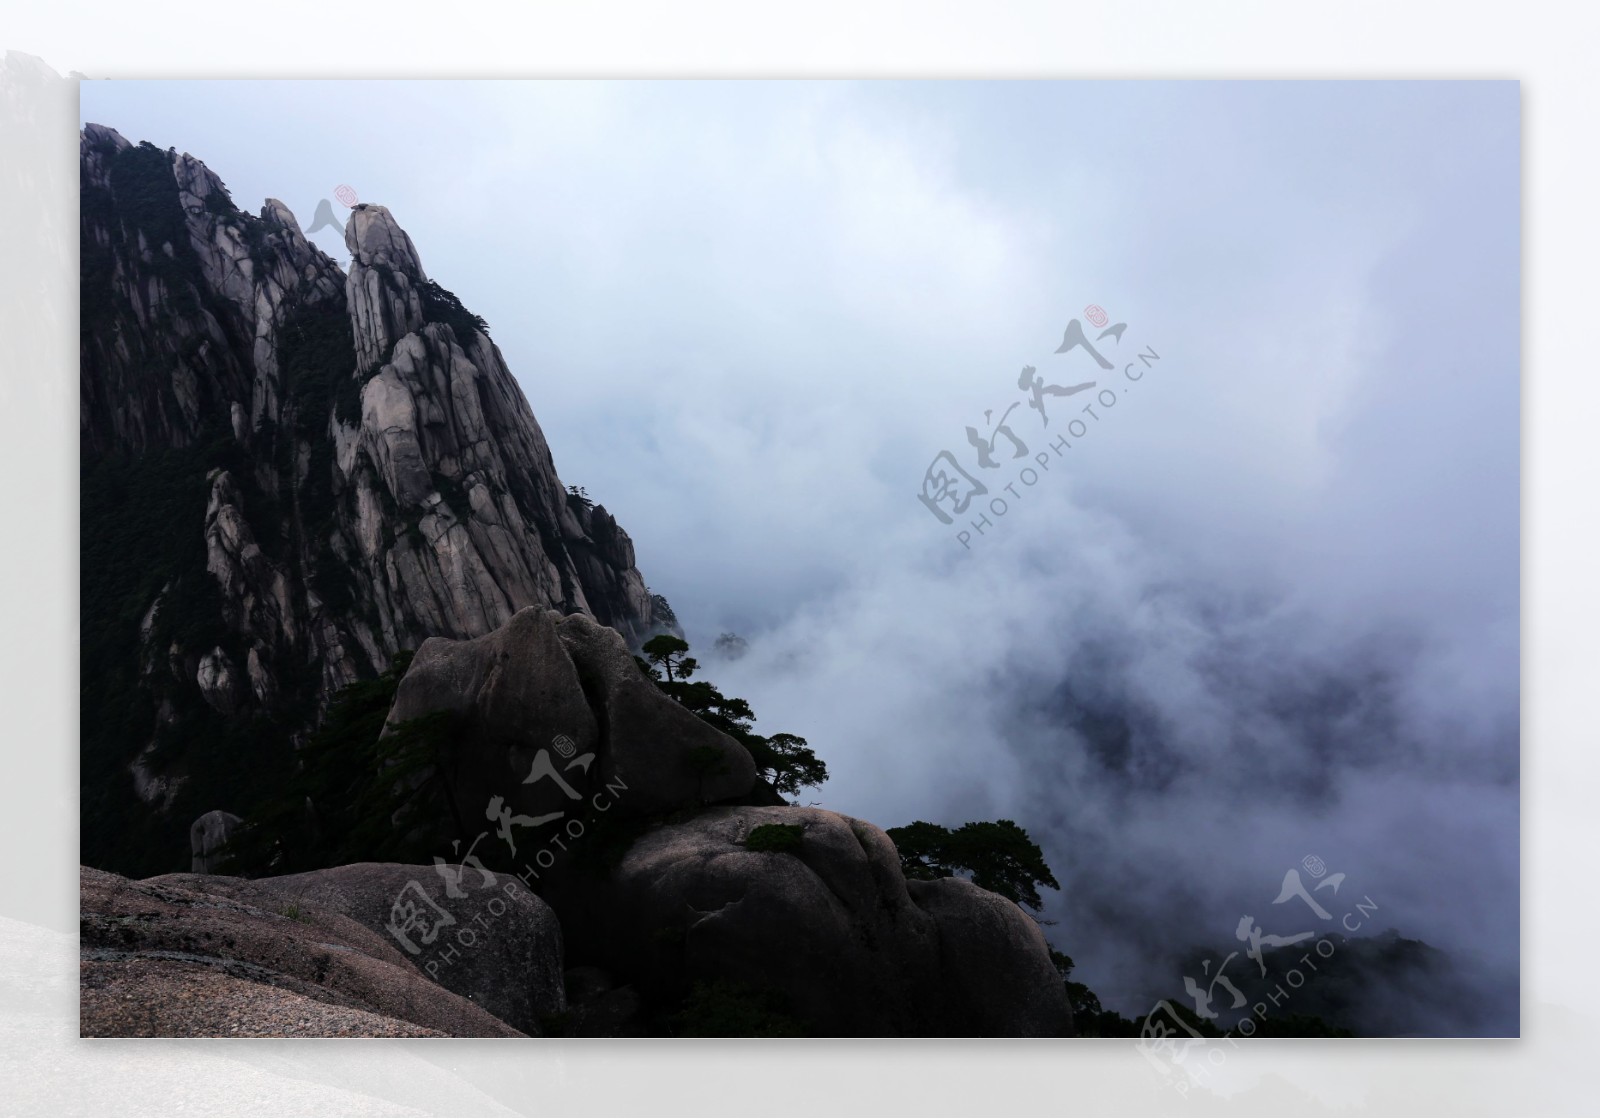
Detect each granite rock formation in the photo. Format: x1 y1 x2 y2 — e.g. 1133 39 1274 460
81 125 673 874
382 606 757 830
79 866 526 1037
566 804 1073 1036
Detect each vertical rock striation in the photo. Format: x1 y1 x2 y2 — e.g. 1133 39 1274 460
80 126 672 874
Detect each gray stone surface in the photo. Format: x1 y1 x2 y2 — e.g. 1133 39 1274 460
907 874 1076 1037
80 124 674 830
345 202 428 277
555 611 756 813
577 805 1074 1037
189 809 242 873
383 606 752 828
85 866 523 1037
255 861 565 1036
385 607 602 829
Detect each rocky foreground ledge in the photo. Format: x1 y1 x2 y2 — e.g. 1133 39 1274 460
80 810 1070 1037
79 865 533 1037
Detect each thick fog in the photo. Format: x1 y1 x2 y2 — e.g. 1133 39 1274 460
82 79 1519 1033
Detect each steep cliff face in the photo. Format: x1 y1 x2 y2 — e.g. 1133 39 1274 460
80 125 673 874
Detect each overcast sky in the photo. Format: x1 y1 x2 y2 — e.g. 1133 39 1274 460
81 80 1520 1033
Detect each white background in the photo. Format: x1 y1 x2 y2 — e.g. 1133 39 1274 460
3 1 1592 1114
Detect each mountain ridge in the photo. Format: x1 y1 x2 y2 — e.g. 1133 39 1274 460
80 124 673 874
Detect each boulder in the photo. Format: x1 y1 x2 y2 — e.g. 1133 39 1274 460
189 809 242 873
383 607 754 834
195 647 239 714
250 862 565 1036
82 866 523 1037
555 611 756 812
384 606 602 831
345 202 428 278
907 875 1076 1037
571 805 1073 1037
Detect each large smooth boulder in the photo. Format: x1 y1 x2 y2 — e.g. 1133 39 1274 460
906 875 1076 1037
554 611 756 812
189 809 242 873
572 806 1073 1037
384 607 602 829
82 867 523 1037
383 607 754 829
250 861 565 1035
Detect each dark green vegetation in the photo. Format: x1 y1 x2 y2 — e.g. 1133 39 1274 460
81 137 263 354
418 278 490 342
280 303 363 432
276 300 371 622
669 980 808 1037
744 822 805 853
81 140 204 323
80 137 521 880
82 433 305 877
648 592 676 628
638 634 829 800
886 818 1061 913
1049 950 1128 1036
80 140 365 876
227 635 835 877
226 651 483 874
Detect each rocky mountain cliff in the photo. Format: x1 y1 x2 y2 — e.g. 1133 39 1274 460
80 125 673 875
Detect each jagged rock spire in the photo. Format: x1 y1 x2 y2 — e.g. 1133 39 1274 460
345 202 427 277
79 126 676 870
